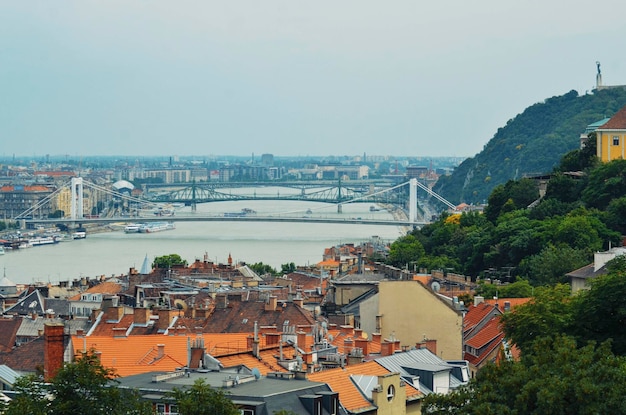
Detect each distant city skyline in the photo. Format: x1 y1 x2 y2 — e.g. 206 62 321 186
1 1 624 158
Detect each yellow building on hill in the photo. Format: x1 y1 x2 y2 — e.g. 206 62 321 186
596 105 626 162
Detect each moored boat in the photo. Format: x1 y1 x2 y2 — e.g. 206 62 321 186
138 222 175 233
72 231 87 239
124 223 142 233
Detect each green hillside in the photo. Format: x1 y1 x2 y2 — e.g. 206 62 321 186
434 88 626 205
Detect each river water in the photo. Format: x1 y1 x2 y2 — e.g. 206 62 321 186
1 197 406 285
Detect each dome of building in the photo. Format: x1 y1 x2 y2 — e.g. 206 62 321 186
112 180 135 192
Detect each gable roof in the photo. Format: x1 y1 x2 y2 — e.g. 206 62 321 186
70 335 190 377
0 318 21 352
4 290 46 315
598 105 626 130
68 281 123 301
464 316 506 367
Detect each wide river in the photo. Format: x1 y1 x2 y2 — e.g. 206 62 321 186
1 197 407 285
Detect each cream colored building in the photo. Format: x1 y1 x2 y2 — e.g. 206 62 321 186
365 280 463 361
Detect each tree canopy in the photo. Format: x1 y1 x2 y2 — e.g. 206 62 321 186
167 378 240 415
2 349 151 415
152 253 188 269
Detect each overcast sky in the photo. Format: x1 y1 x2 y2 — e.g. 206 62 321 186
1 1 625 159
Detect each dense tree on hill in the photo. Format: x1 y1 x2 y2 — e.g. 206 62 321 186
423 335 626 414
386 234 425 268
434 88 626 205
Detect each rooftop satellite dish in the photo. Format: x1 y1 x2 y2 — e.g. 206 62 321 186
431 281 441 293
251 368 261 380
174 299 188 310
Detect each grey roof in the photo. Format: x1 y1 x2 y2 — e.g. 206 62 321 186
0 365 19 386
5 290 46 315
119 370 342 415
140 255 151 275
350 374 378 399
374 349 468 395
16 317 91 338
566 263 606 280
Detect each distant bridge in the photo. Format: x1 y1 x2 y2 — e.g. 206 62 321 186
14 177 456 228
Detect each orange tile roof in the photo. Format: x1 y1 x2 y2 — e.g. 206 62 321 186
309 360 422 412
464 316 505 367
463 303 497 333
68 281 123 301
71 335 189 377
309 366 374 412
465 316 502 349
599 105 626 129
90 314 135 336
483 297 531 309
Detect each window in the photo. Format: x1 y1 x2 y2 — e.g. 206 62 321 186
387 384 395 402
240 410 254 415
614 136 620 146
156 403 165 414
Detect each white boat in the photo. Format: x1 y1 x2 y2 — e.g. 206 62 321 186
72 231 87 239
29 235 58 246
0 246 4 255
138 222 175 233
124 224 142 233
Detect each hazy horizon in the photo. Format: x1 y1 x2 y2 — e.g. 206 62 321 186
1 1 625 158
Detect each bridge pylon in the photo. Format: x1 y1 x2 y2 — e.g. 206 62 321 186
409 178 418 224
70 177 84 220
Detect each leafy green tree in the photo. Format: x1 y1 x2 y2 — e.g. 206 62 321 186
519 243 590 286
570 257 626 355
250 262 277 275
475 278 533 299
423 336 626 414
3 349 151 415
582 158 626 208
500 284 574 354
168 378 240 415
281 262 296 274
605 196 626 234
153 254 188 269
386 234 425 268
2 375 49 415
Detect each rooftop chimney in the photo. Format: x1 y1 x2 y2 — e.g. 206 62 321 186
44 322 66 381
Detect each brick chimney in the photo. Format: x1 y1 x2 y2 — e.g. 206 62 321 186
340 325 354 336
265 332 281 345
265 296 278 311
105 305 125 322
381 341 395 357
354 338 369 356
157 309 177 331
372 333 382 343
297 331 308 351
417 339 437 355
293 298 304 308
44 322 66 381
133 307 151 325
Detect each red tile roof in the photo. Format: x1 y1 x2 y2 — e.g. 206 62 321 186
599 105 626 130
71 335 189 377
463 303 497 334
0 318 21 352
68 281 123 301
308 360 422 412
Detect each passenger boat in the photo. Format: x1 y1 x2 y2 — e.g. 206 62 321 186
72 231 87 239
28 235 59 246
138 222 175 233
124 223 142 233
